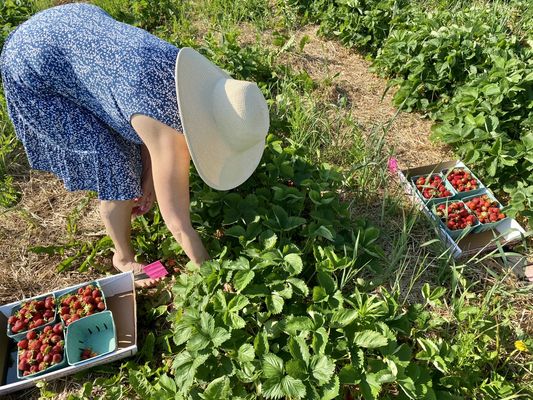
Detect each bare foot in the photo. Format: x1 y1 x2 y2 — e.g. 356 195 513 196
525 264 533 283
112 254 160 289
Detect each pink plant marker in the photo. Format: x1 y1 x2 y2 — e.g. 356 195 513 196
387 157 399 174
142 260 169 279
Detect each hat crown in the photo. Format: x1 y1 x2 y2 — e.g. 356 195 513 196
212 79 269 152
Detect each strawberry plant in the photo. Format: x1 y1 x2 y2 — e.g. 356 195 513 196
431 52 533 226
295 0 410 56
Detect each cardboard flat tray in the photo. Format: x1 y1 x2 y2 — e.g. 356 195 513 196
398 160 527 259
0 272 137 396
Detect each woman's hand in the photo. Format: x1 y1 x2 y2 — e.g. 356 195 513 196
132 145 156 217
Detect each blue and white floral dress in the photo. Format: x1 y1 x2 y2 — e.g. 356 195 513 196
0 3 182 200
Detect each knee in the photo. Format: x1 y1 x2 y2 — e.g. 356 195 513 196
99 200 134 220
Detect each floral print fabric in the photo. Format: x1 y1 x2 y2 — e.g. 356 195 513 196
0 3 181 200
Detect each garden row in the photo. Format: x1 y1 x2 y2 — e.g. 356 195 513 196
1 1 531 399
292 0 532 228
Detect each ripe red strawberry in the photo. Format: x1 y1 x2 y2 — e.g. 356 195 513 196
52 323 63 334
80 347 98 360
33 318 45 327
52 354 62 364
18 360 30 372
17 339 28 349
26 330 37 340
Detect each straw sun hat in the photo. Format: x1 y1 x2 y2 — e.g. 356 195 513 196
175 47 270 190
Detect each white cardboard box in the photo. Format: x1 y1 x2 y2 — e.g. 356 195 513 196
0 272 137 396
398 160 527 259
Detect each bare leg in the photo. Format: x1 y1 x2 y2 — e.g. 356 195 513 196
99 200 157 288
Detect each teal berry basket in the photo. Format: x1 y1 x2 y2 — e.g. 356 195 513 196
432 198 480 240
462 191 510 234
65 311 117 366
17 323 67 380
56 281 107 327
441 166 485 199
7 293 57 341
411 173 456 205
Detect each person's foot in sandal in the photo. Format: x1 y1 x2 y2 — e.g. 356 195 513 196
113 254 161 289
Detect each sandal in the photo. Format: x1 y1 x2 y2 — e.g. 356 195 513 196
112 261 163 289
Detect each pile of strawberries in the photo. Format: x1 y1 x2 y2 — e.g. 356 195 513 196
17 323 64 376
435 202 477 231
415 175 453 199
465 195 506 224
8 296 56 334
80 347 98 361
58 284 105 326
446 168 479 192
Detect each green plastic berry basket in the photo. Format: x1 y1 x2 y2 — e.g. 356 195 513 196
431 198 480 240
16 323 67 380
55 281 107 326
7 292 58 341
462 190 510 234
65 311 117 366
441 166 485 199
410 173 457 206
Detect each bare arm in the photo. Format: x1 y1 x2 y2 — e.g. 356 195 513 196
131 115 209 265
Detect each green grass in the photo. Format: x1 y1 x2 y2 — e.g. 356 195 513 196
0 0 531 399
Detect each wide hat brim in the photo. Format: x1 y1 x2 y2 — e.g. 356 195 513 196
175 47 266 191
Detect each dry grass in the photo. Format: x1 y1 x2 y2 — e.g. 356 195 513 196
0 171 107 304
0 10 531 399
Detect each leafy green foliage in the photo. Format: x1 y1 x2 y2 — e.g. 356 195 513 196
295 0 410 56
432 52 533 226
293 0 532 225
2 1 531 399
